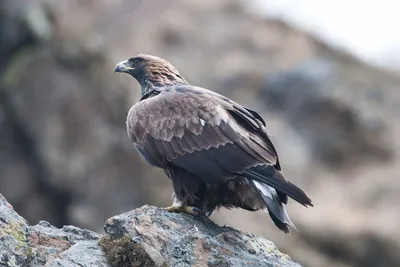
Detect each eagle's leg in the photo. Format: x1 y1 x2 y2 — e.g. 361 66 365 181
163 191 204 216
163 205 202 215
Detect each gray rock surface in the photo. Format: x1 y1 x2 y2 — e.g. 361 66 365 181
0 194 107 267
104 205 301 267
0 194 301 267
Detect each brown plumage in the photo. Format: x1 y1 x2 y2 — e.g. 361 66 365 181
115 54 313 233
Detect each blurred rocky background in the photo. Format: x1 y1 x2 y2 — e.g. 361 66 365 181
0 0 399 267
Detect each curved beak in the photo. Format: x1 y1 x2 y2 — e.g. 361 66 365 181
114 60 131 73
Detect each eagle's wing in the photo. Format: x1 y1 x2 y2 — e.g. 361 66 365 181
127 85 312 206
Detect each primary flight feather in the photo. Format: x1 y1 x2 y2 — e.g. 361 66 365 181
115 54 313 233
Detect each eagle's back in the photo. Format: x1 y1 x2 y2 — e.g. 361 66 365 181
126 86 230 147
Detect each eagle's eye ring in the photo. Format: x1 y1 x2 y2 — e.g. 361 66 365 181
132 59 140 66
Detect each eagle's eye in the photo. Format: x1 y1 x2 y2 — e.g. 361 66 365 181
128 58 141 68
127 58 141 68
132 59 140 66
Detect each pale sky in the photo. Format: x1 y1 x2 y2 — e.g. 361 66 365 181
252 0 400 69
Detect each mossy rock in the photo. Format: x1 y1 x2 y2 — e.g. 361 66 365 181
99 234 158 267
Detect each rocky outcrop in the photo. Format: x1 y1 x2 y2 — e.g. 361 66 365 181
0 193 106 266
0 194 300 267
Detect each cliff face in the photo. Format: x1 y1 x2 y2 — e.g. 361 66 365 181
0 194 300 267
1 1 400 267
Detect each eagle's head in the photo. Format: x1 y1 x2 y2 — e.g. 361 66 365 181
114 54 188 95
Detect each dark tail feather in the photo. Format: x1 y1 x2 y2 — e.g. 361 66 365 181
244 165 313 207
252 180 297 233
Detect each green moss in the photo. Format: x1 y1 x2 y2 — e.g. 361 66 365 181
99 234 156 267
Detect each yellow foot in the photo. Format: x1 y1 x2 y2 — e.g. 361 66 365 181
163 205 201 216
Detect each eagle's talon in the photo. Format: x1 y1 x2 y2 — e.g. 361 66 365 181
163 205 181 213
163 205 201 216
189 207 202 215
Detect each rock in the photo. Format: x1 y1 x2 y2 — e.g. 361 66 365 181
0 192 31 266
0 194 301 267
0 193 107 266
103 205 300 267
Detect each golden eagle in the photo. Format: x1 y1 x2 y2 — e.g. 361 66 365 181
115 54 313 233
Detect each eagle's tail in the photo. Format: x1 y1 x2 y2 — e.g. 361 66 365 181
243 165 312 233
243 165 313 207
252 180 296 233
